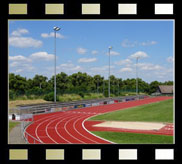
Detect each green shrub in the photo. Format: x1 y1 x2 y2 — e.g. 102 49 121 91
44 92 59 101
9 90 16 100
103 90 109 97
78 92 84 98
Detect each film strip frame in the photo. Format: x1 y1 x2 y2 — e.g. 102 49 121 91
5 0 176 18
0 0 180 163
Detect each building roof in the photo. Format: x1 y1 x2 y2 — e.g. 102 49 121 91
158 85 173 94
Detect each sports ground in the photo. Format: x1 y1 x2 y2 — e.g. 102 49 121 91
24 96 173 144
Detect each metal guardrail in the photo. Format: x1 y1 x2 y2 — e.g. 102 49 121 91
22 119 43 144
17 95 148 111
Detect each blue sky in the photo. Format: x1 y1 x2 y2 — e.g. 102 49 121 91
9 20 174 83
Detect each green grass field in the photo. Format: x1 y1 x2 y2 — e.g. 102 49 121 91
89 99 173 144
92 131 173 144
89 99 173 123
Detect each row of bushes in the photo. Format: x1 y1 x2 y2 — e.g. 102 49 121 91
43 91 142 102
9 90 145 102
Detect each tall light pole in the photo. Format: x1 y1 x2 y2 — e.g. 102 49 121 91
136 56 140 96
108 46 112 98
53 26 61 102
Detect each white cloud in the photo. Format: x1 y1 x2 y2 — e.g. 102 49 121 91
91 50 99 55
11 28 29 36
9 58 35 73
154 67 173 80
9 28 42 48
77 47 87 54
121 39 157 48
9 36 42 48
15 69 23 73
78 57 97 63
9 55 32 63
9 52 55 63
120 67 133 72
140 41 157 46
30 52 54 61
72 66 82 71
166 56 174 63
41 32 65 39
115 59 132 66
137 63 163 71
10 62 19 67
60 63 74 68
90 65 115 73
130 51 149 59
121 39 138 48
56 61 83 73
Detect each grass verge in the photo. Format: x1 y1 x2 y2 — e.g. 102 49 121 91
9 121 20 132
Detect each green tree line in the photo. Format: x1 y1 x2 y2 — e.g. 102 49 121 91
9 72 173 100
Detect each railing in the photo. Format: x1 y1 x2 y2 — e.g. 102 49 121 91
23 129 43 144
21 118 43 144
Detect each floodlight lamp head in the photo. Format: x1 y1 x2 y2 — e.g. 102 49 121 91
53 26 61 31
108 46 112 49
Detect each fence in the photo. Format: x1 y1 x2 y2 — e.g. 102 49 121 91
9 88 147 101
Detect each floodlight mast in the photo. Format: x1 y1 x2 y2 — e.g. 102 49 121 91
136 56 140 96
108 46 112 98
53 26 61 103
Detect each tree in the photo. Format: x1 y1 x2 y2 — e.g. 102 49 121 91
163 81 173 85
149 81 162 94
31 74 48 89
50 72 69 94
9 73 27 94
93 75 104 93
68 72 95 93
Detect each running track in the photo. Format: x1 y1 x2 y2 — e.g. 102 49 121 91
25 96 172 144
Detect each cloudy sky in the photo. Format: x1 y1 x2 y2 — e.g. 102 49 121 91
9 20 174 83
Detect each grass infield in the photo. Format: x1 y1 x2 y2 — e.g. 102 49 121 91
89 98 173 144
89 99 173 123
92 131 173 144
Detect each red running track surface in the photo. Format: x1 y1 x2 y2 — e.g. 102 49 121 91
25 96 173 144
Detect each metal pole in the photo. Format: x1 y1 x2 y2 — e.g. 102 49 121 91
118 80 119 96
54 30 57 102
108 47 112 98
103 80 105 94
136 57 139 96
97 79 99 93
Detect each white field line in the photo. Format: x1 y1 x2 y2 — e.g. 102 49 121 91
82 115 115 144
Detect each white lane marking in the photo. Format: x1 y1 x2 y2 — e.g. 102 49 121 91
72 114 98 144
54 114 80 143
45 114 76 144
25 112 67 143
82 115 115 144
35 112 72 143
64 115 85 143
